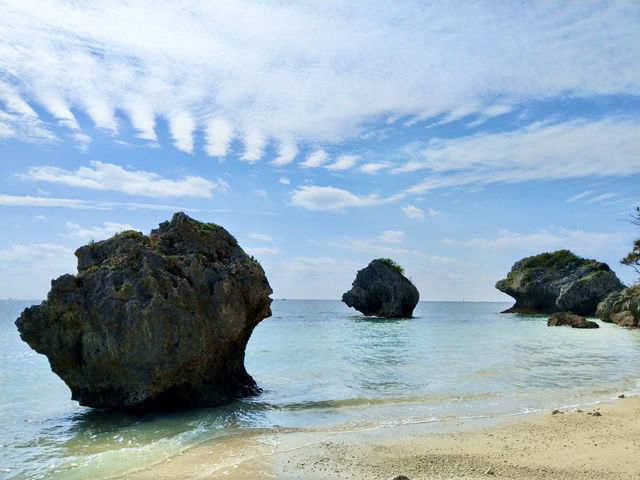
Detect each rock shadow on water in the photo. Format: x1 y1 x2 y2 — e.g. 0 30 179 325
350 314 418 324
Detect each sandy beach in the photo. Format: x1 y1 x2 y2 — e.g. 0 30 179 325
126 395 640 480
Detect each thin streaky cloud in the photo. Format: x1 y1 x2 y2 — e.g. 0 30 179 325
19 161 219 198
567 191 593 202
586 192 618 204
0 194 198 212
401 117 640 195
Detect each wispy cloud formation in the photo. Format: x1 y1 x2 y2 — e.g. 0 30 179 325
0 243 77 297
290 185 400 211
380 230 405 243
65 221 135 241
360 163 391 174
586 193 618 204
205 119 234 158
301 150 329 168
272 140 299 166
567 191 593 203
326 155 359 171
402 205 424 219
0 194 197 212
401 117 640 194
245 247 281 257
249 233 276 242
443 227 631 256
2 1 637 158
20 161 222 198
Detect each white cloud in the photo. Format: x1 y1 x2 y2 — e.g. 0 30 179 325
245 247 281 257
360 163 390 174
241 130 267 163
35 215 46 220
379 230 404 243
401 117 640 194
290 185 387 211
205 119 234 158
0 243 76 298
1 2 638 156
443 227 631 256
300 149 329 168
278 177 291 185
169 111 196 153
327 238 464 266
586 192 618 204
65 221 135 241
567 190 592 203
0 194 90 209
326 154 359 171
272 139 298 166
466 104 512 128
0 194 199 211
249 233 275 242
402 204 424 219
126 102 157 141
20 161 220 198
428 208 442 216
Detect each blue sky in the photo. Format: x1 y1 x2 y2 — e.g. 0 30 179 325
1 0 639 300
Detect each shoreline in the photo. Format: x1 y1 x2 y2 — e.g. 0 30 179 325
125 395 640 480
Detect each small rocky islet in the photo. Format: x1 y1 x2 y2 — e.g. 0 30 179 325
342 258 419 318
495 250 624 316
16 212 272 411
496 249 638 328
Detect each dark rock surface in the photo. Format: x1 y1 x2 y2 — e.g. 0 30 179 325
547 312 599 329
596 285 640 328
495 250 624 316
342 259 419 317
16 212 272 410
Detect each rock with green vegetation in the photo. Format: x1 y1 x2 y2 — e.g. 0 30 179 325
596 285 640 328
495 250 624 316
16 212 272 410
547 312 599 329
342 258 419 317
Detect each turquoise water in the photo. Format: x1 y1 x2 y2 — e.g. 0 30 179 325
2 299 639 479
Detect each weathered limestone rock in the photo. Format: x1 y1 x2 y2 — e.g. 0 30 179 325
342 258 419 317
596 285 640 328
547 312 599 329
496 250 624 316
16 212 272 410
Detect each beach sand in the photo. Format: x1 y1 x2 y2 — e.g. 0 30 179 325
127 396 640 480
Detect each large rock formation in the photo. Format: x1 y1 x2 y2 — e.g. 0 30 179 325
547 312 599 329
496 250 624 316
16 212 272 410
596 285 640 328
342 258 419 317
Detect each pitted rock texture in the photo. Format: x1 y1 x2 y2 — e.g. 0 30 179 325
496 250 623 316
596 285 640 328
342 259 419 318
16 212 272 410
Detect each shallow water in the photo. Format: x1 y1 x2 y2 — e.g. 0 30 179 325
2 299 639 479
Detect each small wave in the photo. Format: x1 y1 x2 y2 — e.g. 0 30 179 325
268 392 503 412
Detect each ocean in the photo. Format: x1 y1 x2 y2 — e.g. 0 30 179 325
1 299 639 479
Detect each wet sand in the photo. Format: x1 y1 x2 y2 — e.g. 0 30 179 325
126 396 640 480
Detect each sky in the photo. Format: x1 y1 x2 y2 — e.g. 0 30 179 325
1 0 639 301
